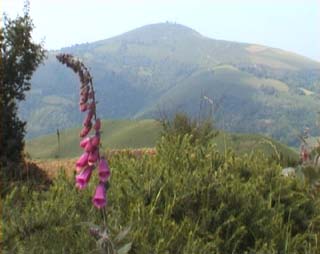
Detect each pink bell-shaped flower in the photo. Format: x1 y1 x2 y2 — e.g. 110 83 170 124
92 183 107 209
91 133 100 147
88 149 99 165
84 140 95 153
75 166 94 189
80 137 90 148
98 158 110 182
76 152 89 168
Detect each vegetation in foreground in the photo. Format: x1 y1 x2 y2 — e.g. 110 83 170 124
2 129 320 253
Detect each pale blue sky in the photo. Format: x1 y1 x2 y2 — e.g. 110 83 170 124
2 0 319 61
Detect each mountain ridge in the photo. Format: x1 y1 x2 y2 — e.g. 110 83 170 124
21 22 320 146
61 22 320 65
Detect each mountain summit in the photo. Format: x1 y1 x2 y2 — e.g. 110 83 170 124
23 23 320 146
110 22 203 41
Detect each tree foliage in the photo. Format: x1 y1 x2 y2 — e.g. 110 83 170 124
0 3 46 177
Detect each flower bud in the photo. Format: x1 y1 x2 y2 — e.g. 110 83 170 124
79 103 88 112
91 133 100 147
83 111 94 127
80 124 92 138
94 118 101 131
80 94 89 104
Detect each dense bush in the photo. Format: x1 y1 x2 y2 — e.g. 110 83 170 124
160 112 218 146
2 132 319 253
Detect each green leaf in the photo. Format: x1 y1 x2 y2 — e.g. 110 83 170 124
117 242 132 254
114 226 131 243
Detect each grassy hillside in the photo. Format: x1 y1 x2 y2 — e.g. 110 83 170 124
141 65 320 146
214 132 298 161
26 119 162 159
26 119 298 162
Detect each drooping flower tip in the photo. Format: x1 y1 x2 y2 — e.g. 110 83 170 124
92 183 107 209
75 166 93 190
98 158 111 182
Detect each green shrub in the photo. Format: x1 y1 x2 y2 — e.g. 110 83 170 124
160 112 218 146
2 133 319 253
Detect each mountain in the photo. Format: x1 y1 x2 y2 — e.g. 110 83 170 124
21 22 320 146
25 119 298 162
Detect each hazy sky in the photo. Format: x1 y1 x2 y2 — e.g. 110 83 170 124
2 0 319 61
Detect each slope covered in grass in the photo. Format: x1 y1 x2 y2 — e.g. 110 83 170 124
26 119 162 159
26 119 298 162
140 65 320 147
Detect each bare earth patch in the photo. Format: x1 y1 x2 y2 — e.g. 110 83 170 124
28 148 157 179
27 158 77 179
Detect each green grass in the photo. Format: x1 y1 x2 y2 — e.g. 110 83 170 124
3 133 319 253
26 119 298 162
26 119 162 159
214 132 299 163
